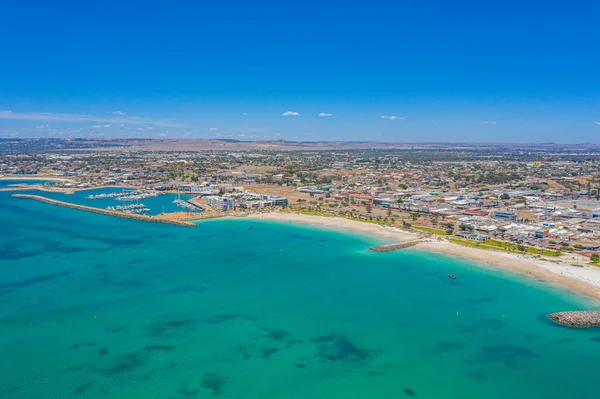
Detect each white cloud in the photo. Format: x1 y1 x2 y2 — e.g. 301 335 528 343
136 127 145 131
103 124 112 128
318 113 333 117
283 111 300 116
0 110 182 127
242 113 249 116
381 115 401 121
90 125 102 128
594 121 600 126
111 111 126 115
208 127 219 131
146 127 155 130
482 121 497 124
35 125 50 129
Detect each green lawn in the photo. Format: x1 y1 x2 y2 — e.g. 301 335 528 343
412 226 450 235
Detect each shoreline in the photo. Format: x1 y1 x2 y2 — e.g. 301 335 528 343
249 212 600 305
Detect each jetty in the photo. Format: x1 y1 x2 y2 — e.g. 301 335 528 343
11 194 197 228
548 311 600 327
369 239 422 252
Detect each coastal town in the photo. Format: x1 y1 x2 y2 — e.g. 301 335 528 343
3 139 600 248
3 139 600 260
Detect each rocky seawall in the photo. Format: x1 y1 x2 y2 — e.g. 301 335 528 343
12 194 197 228
548 311 600 327
369 240 423 252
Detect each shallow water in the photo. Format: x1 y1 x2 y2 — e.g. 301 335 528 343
1 190 600 398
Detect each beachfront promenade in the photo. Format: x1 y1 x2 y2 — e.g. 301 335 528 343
11 194 198 228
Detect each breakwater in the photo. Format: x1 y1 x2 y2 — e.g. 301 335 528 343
11 194 197 228
548 311 600 327
370 239 423 252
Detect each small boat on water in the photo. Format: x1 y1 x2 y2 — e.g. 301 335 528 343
247 226 252 230
448 274 457 280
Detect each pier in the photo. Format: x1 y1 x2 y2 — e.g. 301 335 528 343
12 194 197 228
548 311 600 327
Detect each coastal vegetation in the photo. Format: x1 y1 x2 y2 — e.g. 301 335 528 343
449 237 561 257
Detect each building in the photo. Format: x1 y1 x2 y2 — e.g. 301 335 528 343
260 194 288 206
456 232 489 241
205 196 235 211
493 211 517 221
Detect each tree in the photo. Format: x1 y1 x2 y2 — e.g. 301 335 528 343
500 193 510 200
591 254 600 262
366 203 372 213
387 207 392 217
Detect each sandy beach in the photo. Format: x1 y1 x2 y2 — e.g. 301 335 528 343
251 212 600 304
250 212 418 242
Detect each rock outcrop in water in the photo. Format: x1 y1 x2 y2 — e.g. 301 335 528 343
548 311 600 327
369 240 422 252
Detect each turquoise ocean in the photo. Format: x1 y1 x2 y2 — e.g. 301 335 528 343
1 181 600 398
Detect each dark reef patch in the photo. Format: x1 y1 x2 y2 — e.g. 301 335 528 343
145 319 199 338
142 345 177 352
98 348 109 356
0 244 37 261
312 334 373 362
0 270 71 292
103 353 148 376
403 388 417 397
202 372 225 396
263 347 280 358
474 345 535 368
261 327 288 341
235 327 297 360
19 299 54 313
73 381 93 395
204 314 254 324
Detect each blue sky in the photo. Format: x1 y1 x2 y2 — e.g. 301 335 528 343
1 0 599 142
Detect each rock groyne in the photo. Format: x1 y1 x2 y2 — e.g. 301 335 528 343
548 311 600 327
12 194 197 228
369 239 422 252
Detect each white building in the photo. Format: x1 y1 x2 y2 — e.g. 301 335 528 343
205 196 235 211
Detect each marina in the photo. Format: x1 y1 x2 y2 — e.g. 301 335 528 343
10 187 203 216
11 194 197 227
